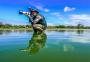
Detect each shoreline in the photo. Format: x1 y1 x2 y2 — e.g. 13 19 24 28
0 28 90 30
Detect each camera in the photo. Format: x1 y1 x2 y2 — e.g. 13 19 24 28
19 10 23 14
19 10 30 15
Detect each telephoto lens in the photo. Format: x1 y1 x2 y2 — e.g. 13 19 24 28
19 10 23 14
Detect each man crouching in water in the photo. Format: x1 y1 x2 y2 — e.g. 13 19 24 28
19 8 47 34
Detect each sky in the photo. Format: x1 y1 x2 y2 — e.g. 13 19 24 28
0 0 90 26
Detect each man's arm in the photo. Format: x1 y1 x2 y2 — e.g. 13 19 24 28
22 12 33 24
33 15 42 24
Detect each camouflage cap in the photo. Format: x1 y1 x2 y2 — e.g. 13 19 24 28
28 8 39 13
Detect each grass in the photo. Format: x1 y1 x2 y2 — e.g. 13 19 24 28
0 28 90 31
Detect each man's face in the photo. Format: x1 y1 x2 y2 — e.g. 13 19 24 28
31 12 37 16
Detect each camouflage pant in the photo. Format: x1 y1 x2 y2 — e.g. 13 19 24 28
32 24 45 32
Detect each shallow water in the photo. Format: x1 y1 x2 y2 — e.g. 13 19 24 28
0 30 90 62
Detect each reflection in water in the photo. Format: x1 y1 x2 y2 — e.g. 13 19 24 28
63 44 74 52
0 30 3 35
0 30 12 35
0 30 32 35
0 29 85 36
77 29 84 34
0 30 90 62
22 32 47 55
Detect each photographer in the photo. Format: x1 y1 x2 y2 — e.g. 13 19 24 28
19 8 47 33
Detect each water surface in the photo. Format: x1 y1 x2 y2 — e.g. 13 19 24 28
0 30 90 62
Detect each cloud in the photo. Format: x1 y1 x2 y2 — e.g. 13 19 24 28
69 14 90 26
64 6 76 12
0 18 27 25
51 12 61 16
51 12 63 20
70 14 90 20
47 22 55 26
44 8 50 12
29 2 50 12
35 5 50 12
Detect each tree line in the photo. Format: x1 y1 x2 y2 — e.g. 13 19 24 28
0 22 32 29
0 22 90 29
48 24 90 29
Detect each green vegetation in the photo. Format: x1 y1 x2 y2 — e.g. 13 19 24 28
0 22 90 30
47 24 90 29
0 22 32 30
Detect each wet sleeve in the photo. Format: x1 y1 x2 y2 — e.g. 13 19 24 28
33 15 42 24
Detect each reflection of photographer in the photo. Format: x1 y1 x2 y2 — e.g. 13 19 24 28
28 33 47 55
21 33 47 55
19 8 47 33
